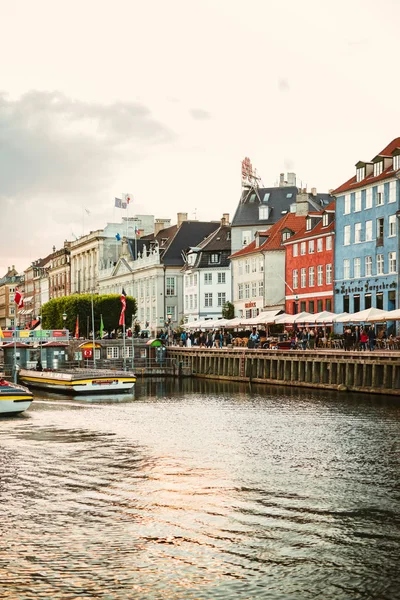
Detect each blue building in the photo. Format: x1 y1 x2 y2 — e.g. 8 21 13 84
333 138 400 318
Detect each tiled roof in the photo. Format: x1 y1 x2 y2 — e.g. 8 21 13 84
332 137 400 195
283 218 335 243
230 213 307 258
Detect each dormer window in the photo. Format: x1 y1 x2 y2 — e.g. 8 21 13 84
373 161 383 177
322 213 329 227
282 231 291 242
210 253 220 264
259 205 269 220
306 217 312 231
394 154 400 171
356 167 365 182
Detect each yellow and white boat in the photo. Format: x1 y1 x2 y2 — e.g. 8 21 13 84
19 368 136 394
0 378 33 414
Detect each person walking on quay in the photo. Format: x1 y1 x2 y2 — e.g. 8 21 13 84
360 328 368 351
368 326 376 351
344 327 352 351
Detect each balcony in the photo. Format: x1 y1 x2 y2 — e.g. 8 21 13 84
376 236 384 247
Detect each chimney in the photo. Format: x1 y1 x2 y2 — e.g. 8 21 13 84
52 245 56 252
221 213 230 226
287 172 296 186
311 187 317 196
154 219 165 236
279 173 285 187
295 191 309 216
177 212 188 228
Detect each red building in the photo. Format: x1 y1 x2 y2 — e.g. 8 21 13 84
283 201 335 314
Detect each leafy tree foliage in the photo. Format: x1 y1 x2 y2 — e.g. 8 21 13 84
41 294 137 337
222 301 234 320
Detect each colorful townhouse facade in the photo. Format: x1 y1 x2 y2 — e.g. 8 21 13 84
283 201 335 314
333 138 400 315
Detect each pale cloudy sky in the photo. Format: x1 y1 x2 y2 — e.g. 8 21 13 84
1 0 399 275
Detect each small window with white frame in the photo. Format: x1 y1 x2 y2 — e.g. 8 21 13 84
204 272 212 285
374 161 383 177
394 154 400 171
389 251 397 273
300 268 306 288
306 218 312 231
322 213 329 227
376 254 384 275
354 222 361 243
293 243 298 257
300 242 306 255
343 259 350 279
366 188 372 209
344 195 351 214
389 181 397 203
217 272 226 284
344 225 351 245
293 269 298 289
317 265 323 286
376 186 384 206
308 240 314 254
365 256 372 276
389 214 397 237
326 236 332 250
242 230 252 246
365 220 372 241
210 253 220 264
326 263 332 284
354 257 361 278
356 166 365 182
354 191 361 212
317 238 323 252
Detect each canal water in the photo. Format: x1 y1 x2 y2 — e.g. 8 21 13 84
1 379 399 600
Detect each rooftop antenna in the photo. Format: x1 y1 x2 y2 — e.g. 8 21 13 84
241 157 263 204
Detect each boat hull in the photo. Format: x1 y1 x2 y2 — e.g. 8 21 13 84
0 380 33 414
19 369 136 394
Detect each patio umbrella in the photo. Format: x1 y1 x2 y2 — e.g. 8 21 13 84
349 307 388 323
274 311 313 325
332 312 351 323
313 311 338 324
373 308 400 321
245 309 283 326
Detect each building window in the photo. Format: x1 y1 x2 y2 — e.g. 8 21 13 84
300 268 306 288
326 236 332 250
326 263 332 284
204 273 212 285
242 230 252 246
365 294 372 309
377 218 384 243
293 269 298 289
376 292 383 309
309 266 315 287
293 243 298 257
306 218 312 231
394 155 400 171
309 300 315 314
365 220 372 241
259 281 264 296
217 272 226 284
194 294 197 309
107 347 120 359
389 251 397 273
343 259 350 279
217 292 226 306
322 213 329 227
185 295 188 310
354 257 361 278
377 254 384 275
376 191 383 206
356 167 365 182
308 240 314 254
344 195 351 214
300 242 306 255
317 299 323 312
189 295 193 309
344 225 351 246
365 256 372 276
166 277 176 296
166 306 176 321
238 283 243 300
343 295 350 313
194 273 197 285
374 161 383 177
245 260 250 274
389 180 397 203
204 293 213 307
210 253 220 264
251 282 257 297
366 188 372 209
326 299 332 311
389 214 397 237
354 191 361 211
354 222 362 243
354 294 360 313
259 206 269 220
300 301 307 312
238 261 243 275
251 258 257 272
245 283 250 299
317 265 323 286
317 238 323 252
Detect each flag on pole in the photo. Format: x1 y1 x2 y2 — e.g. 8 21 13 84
119 289 127 326
0 325 4 338
99 314 104 339
14 287 24 308
75 316 79 339
115 197 127 209
124 193 132 205
134 225 140 236
84 207 91 215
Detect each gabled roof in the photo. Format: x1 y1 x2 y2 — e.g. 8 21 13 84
283 217 335 244
195 225 231 252
230 213 307 258
231 186 331 227
332 137 400 195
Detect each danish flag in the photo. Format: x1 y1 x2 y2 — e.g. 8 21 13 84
14 287 24 309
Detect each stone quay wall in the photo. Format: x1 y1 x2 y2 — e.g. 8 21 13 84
167 347 400 396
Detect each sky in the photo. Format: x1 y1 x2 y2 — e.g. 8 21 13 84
1 0 399 275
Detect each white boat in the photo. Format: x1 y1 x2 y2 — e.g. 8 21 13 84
0 377 33 414
19 368 136 394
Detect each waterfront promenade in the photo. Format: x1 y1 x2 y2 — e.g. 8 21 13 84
168 346 400 396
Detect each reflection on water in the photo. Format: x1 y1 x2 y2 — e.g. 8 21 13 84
1 379 399 599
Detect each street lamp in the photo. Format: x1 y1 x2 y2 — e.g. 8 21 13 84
62 312 67 329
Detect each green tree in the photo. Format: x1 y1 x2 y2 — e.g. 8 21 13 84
41 294 137 337
222 301 234 320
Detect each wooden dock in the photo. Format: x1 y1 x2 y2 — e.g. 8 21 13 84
167 347 400 396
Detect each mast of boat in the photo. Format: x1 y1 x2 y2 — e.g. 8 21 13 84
123 319 126 371
91 292 97 368
13 326 17 383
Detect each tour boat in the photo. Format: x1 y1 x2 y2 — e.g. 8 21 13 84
0 378 34 414
18 368 136 394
